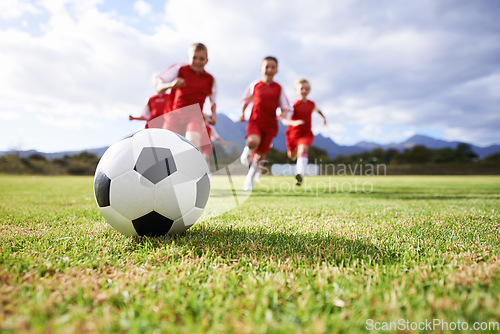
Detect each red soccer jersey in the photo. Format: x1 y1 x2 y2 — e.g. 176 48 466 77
243 80 289 133
286 99 316 138
171 65 215 111
142 93 172 128
148 93 171 120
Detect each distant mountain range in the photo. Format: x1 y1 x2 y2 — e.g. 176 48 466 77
1 113 499 159
213 114 500 159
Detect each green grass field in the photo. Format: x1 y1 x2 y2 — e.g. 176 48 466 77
1 174 499 333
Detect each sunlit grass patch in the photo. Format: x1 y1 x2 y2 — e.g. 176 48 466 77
1 175 499 333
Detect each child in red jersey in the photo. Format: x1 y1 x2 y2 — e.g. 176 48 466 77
129 74 173 128
153 43 216 151
129 93 172 129
284 78 326 186
239 56 292 191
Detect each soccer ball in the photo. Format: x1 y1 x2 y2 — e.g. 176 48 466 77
93 129 210 236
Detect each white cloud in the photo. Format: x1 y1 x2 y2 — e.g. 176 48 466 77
37 114 102 130
133 0 151 16
0 0 499 151
0 0 41 19
0 111 22 121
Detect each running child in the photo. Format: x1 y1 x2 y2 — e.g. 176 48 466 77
284 78 326 186
153 43 216 150
239 56 291 191
129 74 172 128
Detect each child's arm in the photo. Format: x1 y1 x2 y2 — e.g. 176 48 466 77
314 108 327 126
209 103 217 125
277 89 292 120
208 80 217 125
215 137 227 148
130 101 152 122
129 115 146 121
209 126 227 147
155 63 185 93
277 108 290 120
239 102 250 122
279 106 303 127
156 78 185 94
281 118 304 127
239 82 256 122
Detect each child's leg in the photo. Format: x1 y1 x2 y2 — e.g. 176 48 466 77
241 121 262 165
201 143 212 165
249 152 267 183
295 144 310 186
246 135 261 150
185 108 210 152
252 151 263 182
243 152 260 191
186 131 201 148
243 130 273 191
241 134 260 165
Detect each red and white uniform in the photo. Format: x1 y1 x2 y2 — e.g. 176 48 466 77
156 63 217 112
141 93 172 129
154 63 216 151
285 99 316 151
242 80 290 154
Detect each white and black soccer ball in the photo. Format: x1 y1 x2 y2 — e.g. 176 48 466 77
93 129 210 237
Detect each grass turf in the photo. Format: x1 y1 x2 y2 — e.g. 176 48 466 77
0 175 499 333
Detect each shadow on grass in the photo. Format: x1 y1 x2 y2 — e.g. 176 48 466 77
130 224 400 266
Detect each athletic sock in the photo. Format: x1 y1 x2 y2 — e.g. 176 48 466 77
248 161 258 178
244 161 258 191
240 146 254 165
296 153 308 176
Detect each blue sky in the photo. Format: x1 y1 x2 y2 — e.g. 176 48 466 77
1 0 499 152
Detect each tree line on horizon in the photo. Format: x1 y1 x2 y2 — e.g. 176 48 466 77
0 151 99 175
265 143 498 164
0 143 499 175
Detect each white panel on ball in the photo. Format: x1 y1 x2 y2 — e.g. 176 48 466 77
168 218 189 235
96 137 135 179
171 147 209 180
181 207 204 228
170 208 203 233
169 171 197 216
99 206 138 236
110 170 155 220
153 177 183 221
169 207 202 234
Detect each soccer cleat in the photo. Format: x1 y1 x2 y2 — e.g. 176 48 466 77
295 173 303 186
240 146 251 165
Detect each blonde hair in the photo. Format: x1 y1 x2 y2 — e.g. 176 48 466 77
295 78 310 88
262 56 278 66
189 43 208 55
